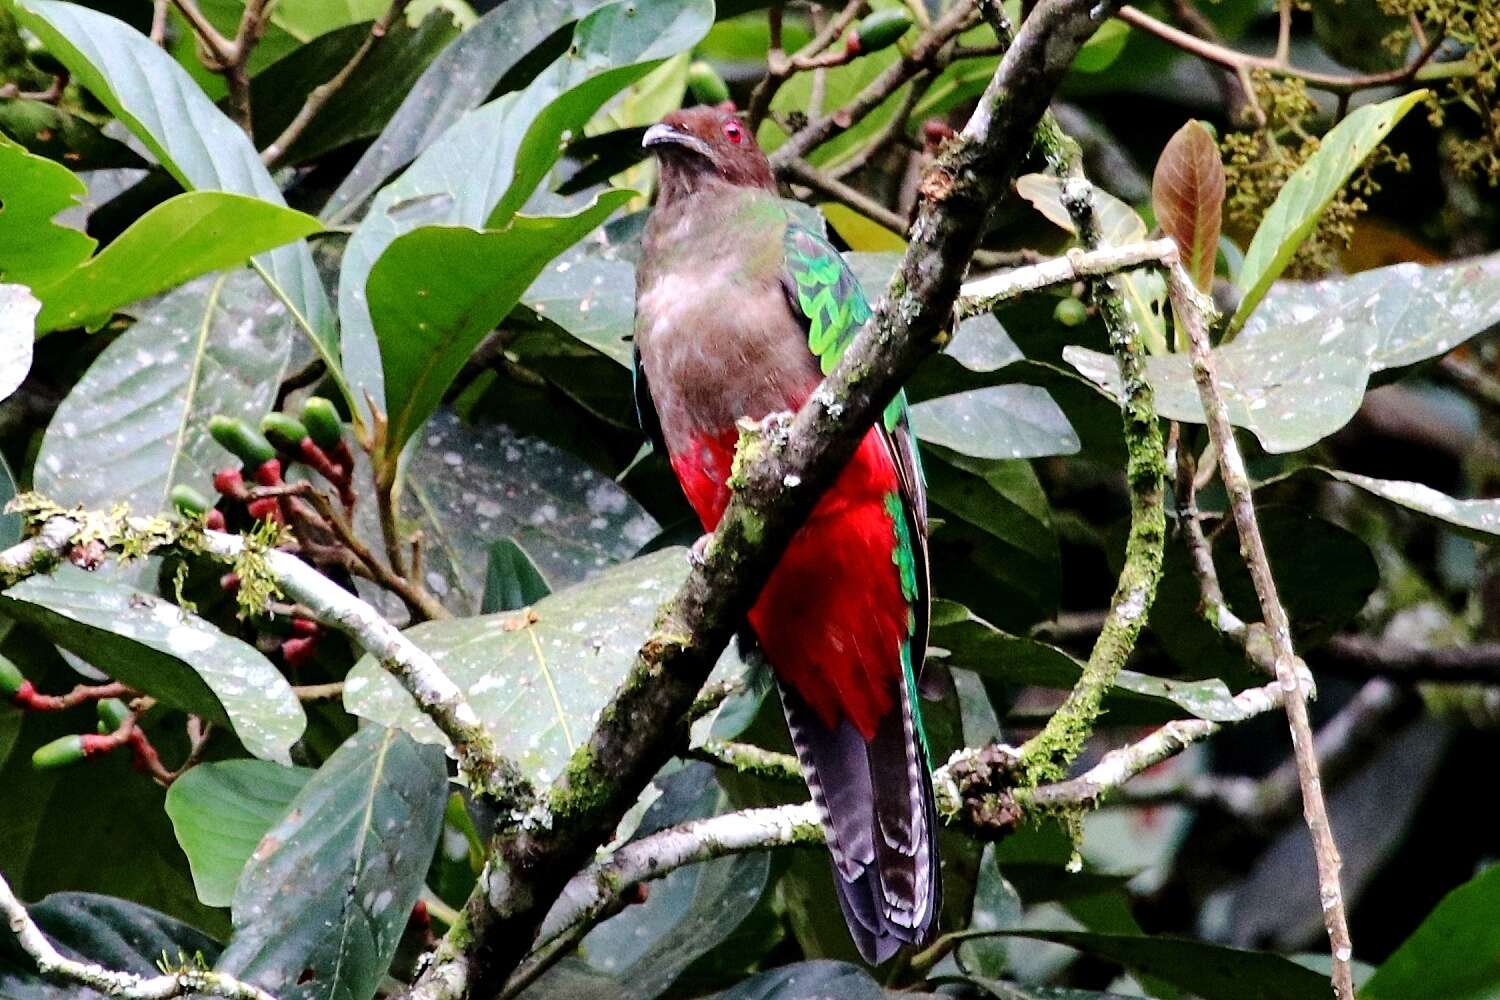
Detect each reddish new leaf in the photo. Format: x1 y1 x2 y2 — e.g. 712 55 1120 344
1152 120 1225 293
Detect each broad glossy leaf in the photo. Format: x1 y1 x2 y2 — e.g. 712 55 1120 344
324 0 614 220
1315 468 1500 541
34 270 294 515
0 566 305 763
11 1 341 395
1231 90 1425 333
366 191 633 461
714 961 887 1000
1152 121 1224 292
0 133 94 288
216 725 447 1000
1363 862 1500 999
521 239 638 366
345 548 688 783
1065 252 1500 453
0 893 223 999
482 538 553 613
337 0 712 418
910 386 1080 460
1 284 39 403
164 759 314 908
33 193 321 332
981 930 1329 1000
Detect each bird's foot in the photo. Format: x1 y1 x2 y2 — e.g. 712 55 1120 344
689 533 713 567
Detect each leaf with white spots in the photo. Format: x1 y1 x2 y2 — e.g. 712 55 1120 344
910 385 1080 460
1063 252 1500 453
33 270 294 514
0 565 306 763
214 725 447 1000
344 548 689 783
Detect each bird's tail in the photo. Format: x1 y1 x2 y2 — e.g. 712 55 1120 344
778 673 941 964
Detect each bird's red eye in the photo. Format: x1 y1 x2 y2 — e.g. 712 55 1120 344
723 120 744 144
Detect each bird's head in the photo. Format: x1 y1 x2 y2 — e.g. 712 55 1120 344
643 106 776 204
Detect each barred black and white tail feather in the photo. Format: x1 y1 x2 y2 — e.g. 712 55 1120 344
779 676 940 963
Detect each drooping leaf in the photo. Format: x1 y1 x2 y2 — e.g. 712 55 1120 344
324 0 615 221
32 192 321 332
164 759 314 909
33 270 294 515
1363 862 1500 1000
337 0 712 419
482 538 553 613
1230 90 1425 334
0 893 223 999
1313 468 1500 541
1 283 39 403
1064 252 1500 452
344 548 688 783
366 190 633 461
10 0 342 397
215 725 447 1000
1152 120 1224 292
0 132 95 289
0 566 306 763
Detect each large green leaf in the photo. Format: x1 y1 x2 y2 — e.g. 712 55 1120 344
0 132 95 289
983 930 1330 1000
33 270 294 515
1064 252 1500 453
910 386 1080 460
366 190 633 461
1363 863 1500 1000
33 192 321 332
1 283 38 403
1230 90 1425 334
0 566 306 763
164 759 315 908
214 725 447 1000
482 538 553 614
11 0 342 396
1314 468 1500 541
337 0 712 420
344 548 688 782
0 893 224 999
324 0 614 221
714 961 888 1000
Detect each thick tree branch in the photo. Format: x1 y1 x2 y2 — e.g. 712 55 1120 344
401 1 1133 995
2 871 277 1000
1170 261 1358 997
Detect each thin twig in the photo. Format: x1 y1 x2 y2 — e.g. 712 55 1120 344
747 1 866 131
780 156 912 234
1169 258 1358 997
150 0 170 45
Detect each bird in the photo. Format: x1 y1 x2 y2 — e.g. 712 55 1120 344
633 104 939 963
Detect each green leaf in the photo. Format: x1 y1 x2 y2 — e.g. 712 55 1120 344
366 190 633 461
1 283 39 403
0 132 95 289
1313 468 1500 541
1230 90 1425 334
0 566 306 763
269 0 386 40
337 0 712 420
1064 252 1500 453
324 0 616 222
910 386 1080 460
345 548 688 782
713 961 887 1000
32 192 321 332
10 0 342 399
521 239 638 366
214 725 448 1000
482 538 553 613
33 270 294 515
0 451 20 548
164 759 314 909
978 930 1330 1000
1363 862 1500 1000
0 893 223 998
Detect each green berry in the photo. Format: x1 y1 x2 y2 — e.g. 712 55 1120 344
32 734 87 770
209 415 276 467
0 656 25 698
262 412 310 453
97 698 131 732
170 483 212 517
687 61 730 106
854 8 913 54
300 397 344 450
1053 296 1088 327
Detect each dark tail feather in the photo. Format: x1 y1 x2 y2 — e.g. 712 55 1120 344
779 679 941 964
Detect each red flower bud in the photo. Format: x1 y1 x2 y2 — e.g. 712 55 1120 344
290 618 320 637
213 468 245 497
253 459 283 487
281 635 318 668
204 509 227 531
246 498 282 524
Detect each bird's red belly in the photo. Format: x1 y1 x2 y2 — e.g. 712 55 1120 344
670 428 908 738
